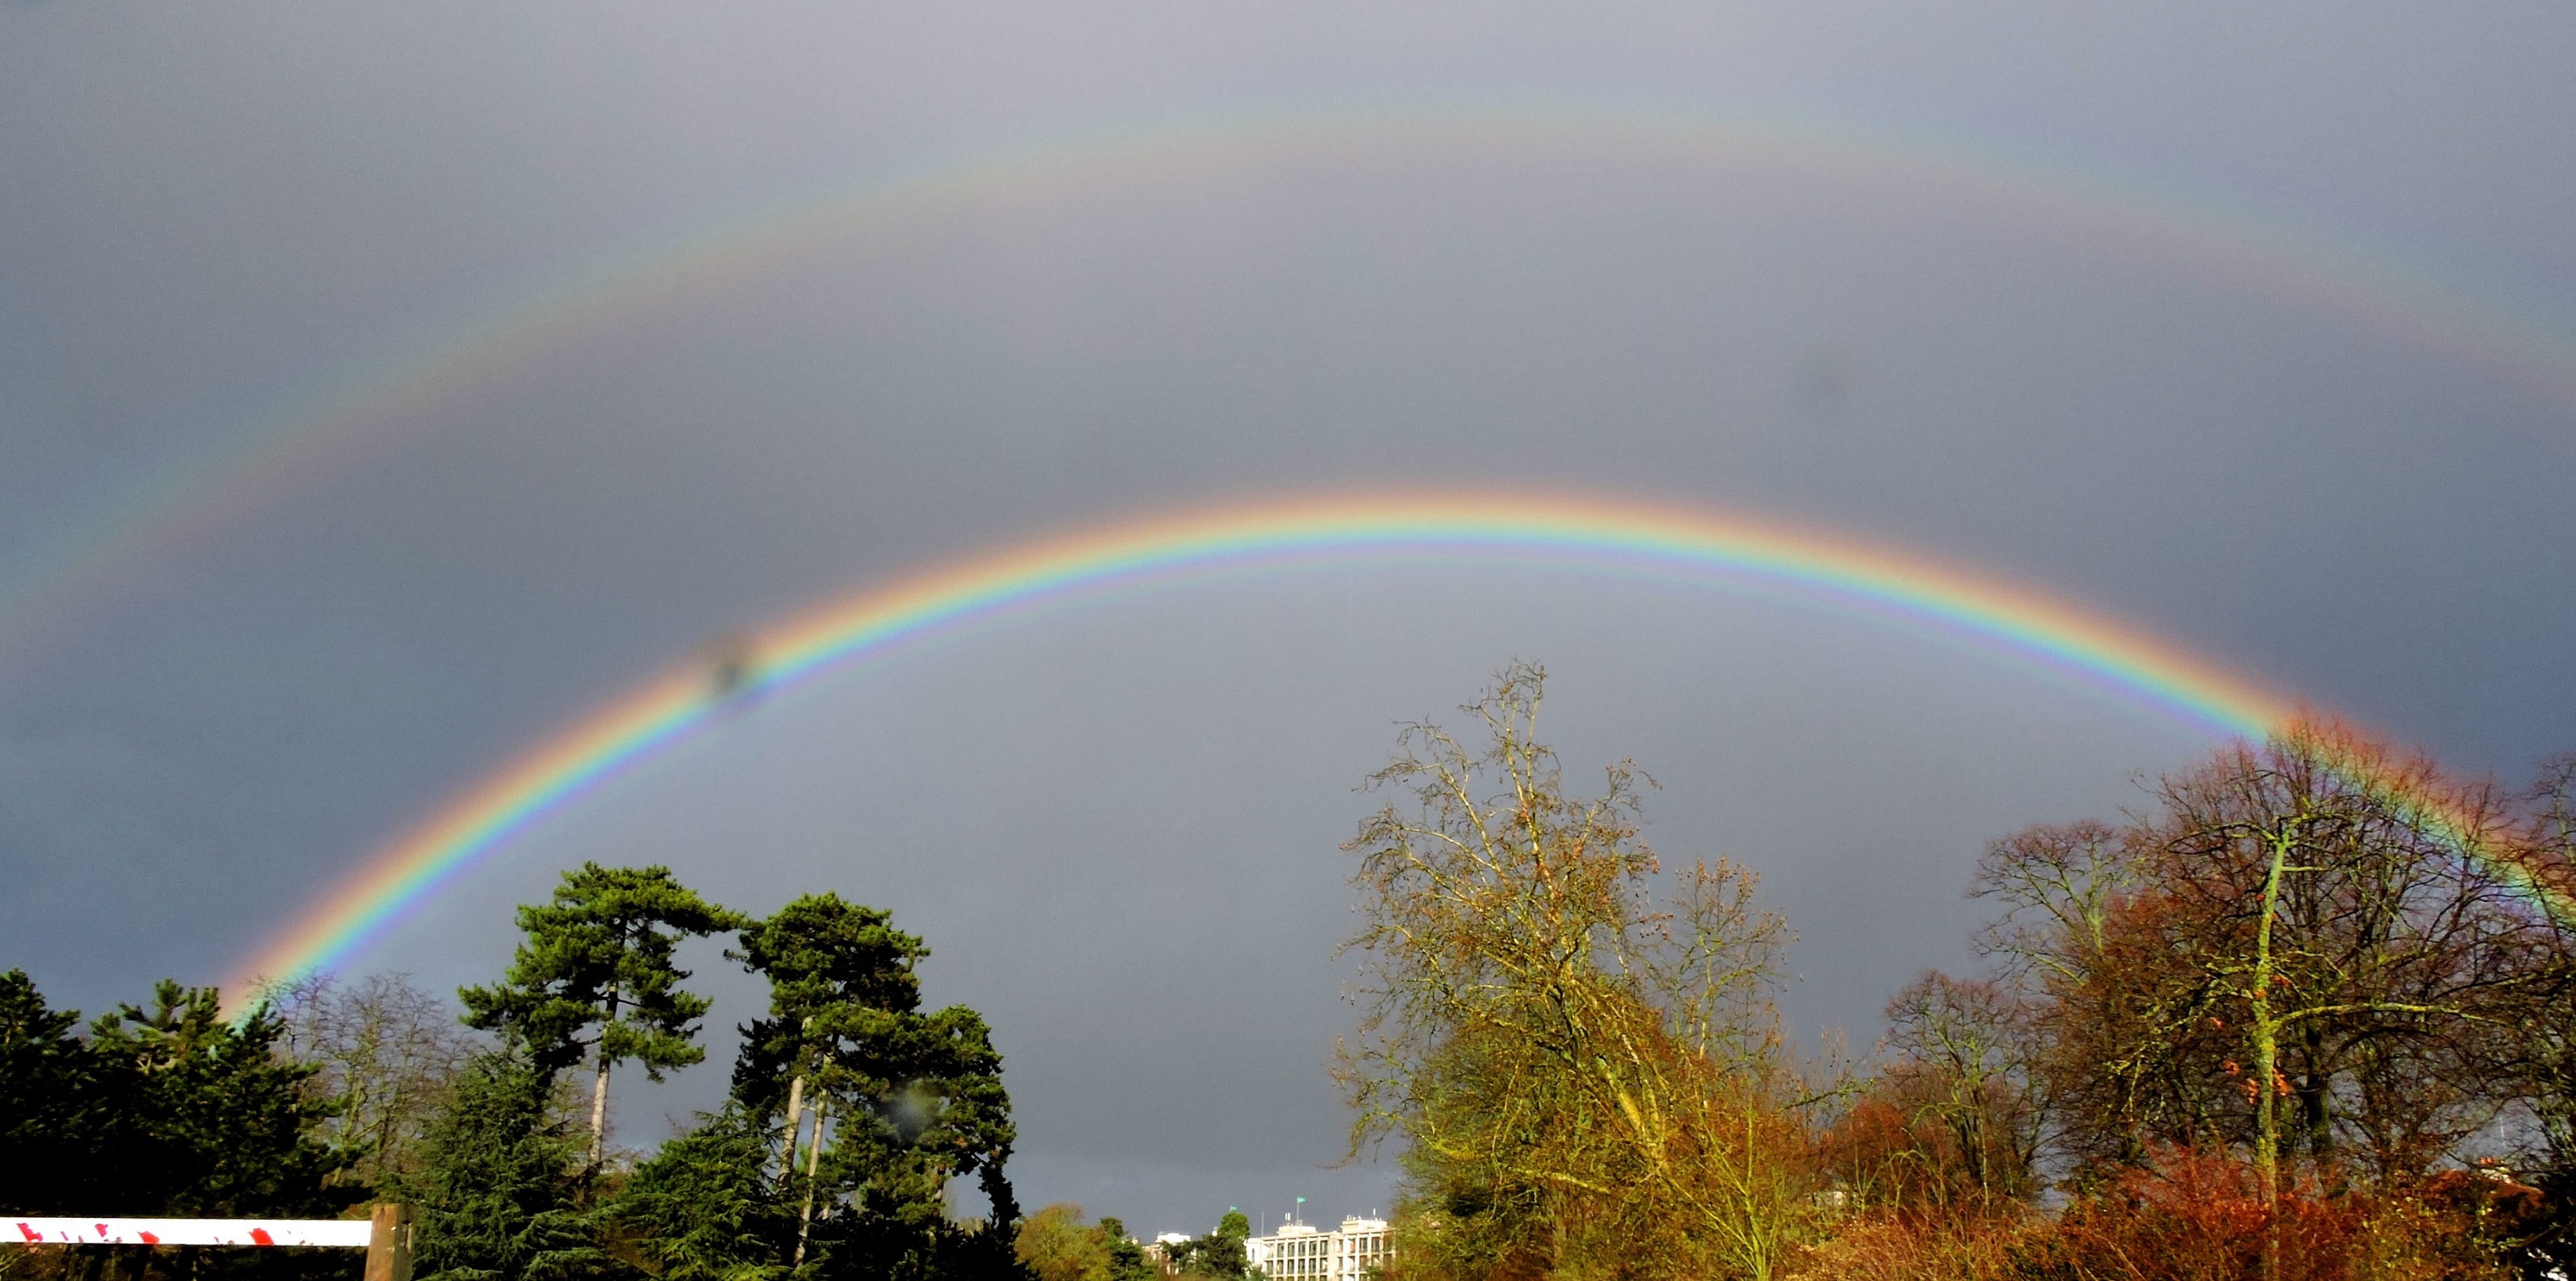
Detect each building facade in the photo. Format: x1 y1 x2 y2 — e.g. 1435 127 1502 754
1247 1217 1390 1281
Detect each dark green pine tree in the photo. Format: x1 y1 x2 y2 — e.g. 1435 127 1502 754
610 1105 794 1281
731 894 928 1132
460 863 745 1170
592 897 931 1281
813 989 1023 1279
890 1004 1020 1250
1166 1211 1251 1280
1094 1217 1156 1281
0 969 107 1212
83 981 354 1219
729 895 1024 1280
404 1049 606 1281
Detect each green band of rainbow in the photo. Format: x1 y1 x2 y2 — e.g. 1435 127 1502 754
222 492 2558 1002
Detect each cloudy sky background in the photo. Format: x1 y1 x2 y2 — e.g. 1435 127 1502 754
5 1 2575 1235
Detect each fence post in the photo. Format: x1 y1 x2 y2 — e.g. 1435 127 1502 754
363 1205 412 1281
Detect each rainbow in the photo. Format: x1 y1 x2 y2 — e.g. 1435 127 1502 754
14 105 2576 674
228 490 2570 1005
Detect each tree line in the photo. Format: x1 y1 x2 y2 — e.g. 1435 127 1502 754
1013 1206 1255 1281
1340 663 2576 1281
20 660 2570 1280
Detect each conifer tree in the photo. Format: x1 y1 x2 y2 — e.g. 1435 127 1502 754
0 969 104 1213
611 1106 794 1281
1094 1217 1155 1281
728 894 1024 1278
730 893 928 1171
4 968 358 1277
86 981 353 1219
460 862 745 1168
405 1049 604 1281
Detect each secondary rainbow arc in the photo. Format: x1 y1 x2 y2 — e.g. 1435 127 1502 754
227 490 2563 1008
15 105 2576 682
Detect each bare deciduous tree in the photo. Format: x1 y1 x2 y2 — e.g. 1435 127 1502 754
1879 972 2041 1209
271 971 482 1189
1963 724 2549 1281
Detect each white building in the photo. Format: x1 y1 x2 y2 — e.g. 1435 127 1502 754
1247 1216 1391 1281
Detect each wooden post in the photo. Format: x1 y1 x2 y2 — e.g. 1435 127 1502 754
363 1205 412 1281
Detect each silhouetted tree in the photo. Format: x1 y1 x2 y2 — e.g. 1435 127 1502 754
85 981 353 1219
0 969 104 1214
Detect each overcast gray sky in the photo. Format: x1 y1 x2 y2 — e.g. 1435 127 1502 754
4 0 2573 1236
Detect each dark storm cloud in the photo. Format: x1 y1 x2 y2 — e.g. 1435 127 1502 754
4 0 2574 1232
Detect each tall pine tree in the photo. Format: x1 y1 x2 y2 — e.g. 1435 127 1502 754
460 863 743 1169
729 895 1024 1280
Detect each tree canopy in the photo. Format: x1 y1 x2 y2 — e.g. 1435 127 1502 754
726 893 1024 1280
0 972 352 1224
18 673 2576 1281
1339 663 1805 1280
404 1048 604 1281
459 862 745 1168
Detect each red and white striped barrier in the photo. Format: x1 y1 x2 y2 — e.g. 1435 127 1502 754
8 1219 375 1247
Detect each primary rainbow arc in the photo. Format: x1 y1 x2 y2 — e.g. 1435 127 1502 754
223 492 2554 1005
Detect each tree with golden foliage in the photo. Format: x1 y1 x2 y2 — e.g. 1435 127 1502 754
1337 663 1812 1281
1014 1204 1159 1281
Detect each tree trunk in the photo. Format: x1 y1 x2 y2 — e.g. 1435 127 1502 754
588 981 619 1170
777 1071 806 1181
2299 1072 2332 1163
794 1099 827 1266
775 1017 813 1183
588 1053 613 1170
2251 822 2299 1281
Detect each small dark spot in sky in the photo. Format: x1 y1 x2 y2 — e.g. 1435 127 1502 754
704 634 764 707
1794 344 1855 421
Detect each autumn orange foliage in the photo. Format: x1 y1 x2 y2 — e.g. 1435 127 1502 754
1794 1145 2526 1281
